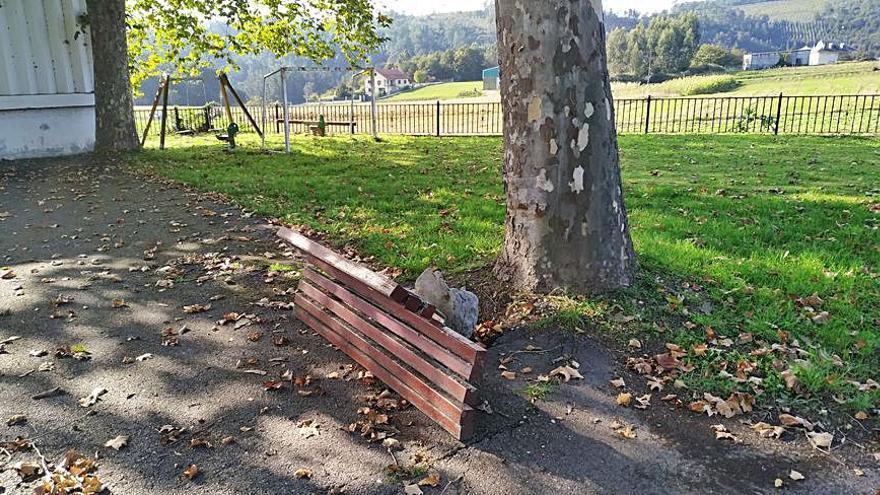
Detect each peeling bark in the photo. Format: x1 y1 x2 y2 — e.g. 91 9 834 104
494 0 635 293
86 0 139 152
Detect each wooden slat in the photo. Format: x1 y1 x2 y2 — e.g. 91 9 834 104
300 276 478 404
305 254 486 366
277 227 408 302
295 295 471 439
303 268 476 381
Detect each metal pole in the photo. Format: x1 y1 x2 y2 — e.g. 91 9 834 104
160 75 170 150
774 92 784 135
644 95 652 135
261 75 267 148
350 94 355 134
370 69 378 139
281 68 290 153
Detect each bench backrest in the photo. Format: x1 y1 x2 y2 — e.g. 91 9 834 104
278 228 486 440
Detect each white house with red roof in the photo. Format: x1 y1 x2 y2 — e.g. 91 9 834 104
364 68 411 97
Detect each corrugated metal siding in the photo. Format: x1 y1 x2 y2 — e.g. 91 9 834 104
0 0 93 96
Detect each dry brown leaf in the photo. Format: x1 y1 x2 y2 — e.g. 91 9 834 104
711 424 737 441
79 387 107 407
7 414 26 426
104 435 128 450
806 431 833 449
610 378 626 389
500 371 516 380
183 303 211 314
418 472 441 487
182 464 199 480
752 422 785 439
779 414 814 430
294 468 312 479
789 470 805 481
550 365 583 382
774 478 784 488
616 393 632 407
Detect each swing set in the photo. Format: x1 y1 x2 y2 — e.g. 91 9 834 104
140 73 262 150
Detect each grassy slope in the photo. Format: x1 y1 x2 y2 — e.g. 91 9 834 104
383 82 486 102
135 133 880 413
612 62 880 98
736 0 830 22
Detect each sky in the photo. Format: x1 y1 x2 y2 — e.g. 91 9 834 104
381 0 685 16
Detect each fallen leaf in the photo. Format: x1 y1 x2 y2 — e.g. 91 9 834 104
752 422 785 439
853 468 864 477
7 414 27 426
418 471 441 487
183 303 211 314
778 414 813 430
500 371 516 380
616 393 633 407
135 353 153 362
711 424 737 441
221 436 236 445
550 365 583 382
111 298 127 309
263 380 284 391
182 464 199 480
628 338 642 349
806 431 834 449
294 468 312 479
190 438 212 449
404 485 423 495
79 387 107 407
789 470 805 481
781 369 799 391
104 435 128 450
774 478 784 488
610 378 626 389
854 411 868 420
382 438 401 450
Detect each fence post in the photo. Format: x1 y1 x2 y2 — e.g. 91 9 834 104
774 92 784 135
203 106 211 131
435 100 441 137
644 95 652 134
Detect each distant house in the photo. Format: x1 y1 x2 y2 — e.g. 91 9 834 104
743 51 782 70
809 41 853 66
788 47 812 66
365 68 411 97
482 66 500 91
0 0 95 160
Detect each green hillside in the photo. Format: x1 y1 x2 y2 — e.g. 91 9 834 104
383 82 487 102
736 0 830 22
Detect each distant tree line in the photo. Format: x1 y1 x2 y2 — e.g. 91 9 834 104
389 45 496 83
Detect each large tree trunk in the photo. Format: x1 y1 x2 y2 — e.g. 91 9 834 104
86 0 139 152
494 0 635 293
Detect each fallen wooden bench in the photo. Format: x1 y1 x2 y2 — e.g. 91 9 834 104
278 228 486 440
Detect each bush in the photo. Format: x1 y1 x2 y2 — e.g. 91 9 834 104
646 72 673 84
683 64 726 76
611 73 643 83
677 75 742 95
457 88 483 98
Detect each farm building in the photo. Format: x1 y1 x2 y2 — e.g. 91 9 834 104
364 68 411 97
743 51 782 70
788 47 812 66
0 0 95 160
809 41 853 66
482 66 500 91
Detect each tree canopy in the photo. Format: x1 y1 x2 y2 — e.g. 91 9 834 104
126 0 391 88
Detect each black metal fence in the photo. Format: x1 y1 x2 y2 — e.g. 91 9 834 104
135 94 880 138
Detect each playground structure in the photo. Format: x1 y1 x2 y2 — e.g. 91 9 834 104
140 73 262 150
261 66 378 152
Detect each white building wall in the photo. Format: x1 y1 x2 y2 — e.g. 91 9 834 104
810 50 839 66
0 0 95 160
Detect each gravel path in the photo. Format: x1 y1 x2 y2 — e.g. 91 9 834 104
0 156 876 495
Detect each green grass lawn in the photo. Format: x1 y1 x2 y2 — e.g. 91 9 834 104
613 61 880 99
133 133 880 413
384 81 487 102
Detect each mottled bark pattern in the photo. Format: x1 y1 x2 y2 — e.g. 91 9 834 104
494 0 635 293
86 0 139 151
